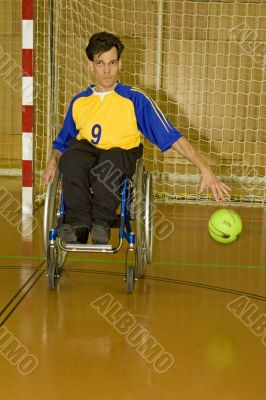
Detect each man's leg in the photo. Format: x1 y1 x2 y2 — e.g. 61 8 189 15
58 140 97 243
90 145 142 244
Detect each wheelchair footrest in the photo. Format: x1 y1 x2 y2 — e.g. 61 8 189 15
63 243 113 252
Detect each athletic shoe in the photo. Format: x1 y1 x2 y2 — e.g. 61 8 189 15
91 221 110 244
58 224 89 244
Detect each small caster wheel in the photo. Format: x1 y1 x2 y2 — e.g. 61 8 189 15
48 261 59 290
126 266 135 294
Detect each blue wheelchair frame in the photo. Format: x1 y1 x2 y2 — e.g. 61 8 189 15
45 160 152 292
48 177 136 253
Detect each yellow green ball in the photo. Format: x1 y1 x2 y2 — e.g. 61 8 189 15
208 208 242 244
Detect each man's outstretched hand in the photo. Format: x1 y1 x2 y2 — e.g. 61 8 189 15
198 168 231 201
171 137 231 201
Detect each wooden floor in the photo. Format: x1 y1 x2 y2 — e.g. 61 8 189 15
0 179 266 399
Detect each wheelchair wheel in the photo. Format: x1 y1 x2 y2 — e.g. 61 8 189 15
126 266 135 294
47 245 59 290
144 171 153 264
135 159 146 277
125 248 136 293
43 167 67 269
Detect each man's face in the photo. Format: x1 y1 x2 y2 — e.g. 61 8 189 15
89 47 122 92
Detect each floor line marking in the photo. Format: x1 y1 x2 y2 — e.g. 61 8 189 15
60 267 266 302
0 269 45 327
0 261 46 323
65 259 266 270
0 255 265 270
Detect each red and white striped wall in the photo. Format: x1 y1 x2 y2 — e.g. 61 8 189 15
22 0 33 216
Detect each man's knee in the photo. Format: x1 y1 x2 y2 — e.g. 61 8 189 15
59 149 87 174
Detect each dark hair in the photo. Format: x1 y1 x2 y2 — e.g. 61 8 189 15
85 32 124 61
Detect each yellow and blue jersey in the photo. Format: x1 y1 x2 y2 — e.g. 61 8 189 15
53 82 182 153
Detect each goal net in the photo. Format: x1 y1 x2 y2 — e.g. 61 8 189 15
34 0 266 207
0 0 21 176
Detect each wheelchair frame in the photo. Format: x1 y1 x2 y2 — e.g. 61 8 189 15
43 159 153 293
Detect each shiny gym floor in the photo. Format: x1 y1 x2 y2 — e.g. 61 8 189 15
0 178 265 400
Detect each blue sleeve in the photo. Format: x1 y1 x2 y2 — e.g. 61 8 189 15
132 90 182 152
52 99 79 153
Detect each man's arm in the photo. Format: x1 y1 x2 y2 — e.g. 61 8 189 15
172 136 230 201
42 149 62 185
42 96 80 185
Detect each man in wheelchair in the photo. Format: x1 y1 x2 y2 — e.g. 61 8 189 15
43 32 230 245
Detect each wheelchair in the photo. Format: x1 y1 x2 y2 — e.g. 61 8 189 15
43 159 153 293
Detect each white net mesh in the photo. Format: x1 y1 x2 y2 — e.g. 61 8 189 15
35 0 266 207
0 0 21 175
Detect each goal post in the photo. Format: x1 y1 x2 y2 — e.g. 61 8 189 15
33 0 266 208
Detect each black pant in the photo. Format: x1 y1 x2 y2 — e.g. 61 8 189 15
59 139 143 226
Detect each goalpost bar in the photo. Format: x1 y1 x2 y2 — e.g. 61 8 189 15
22 0 34 215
